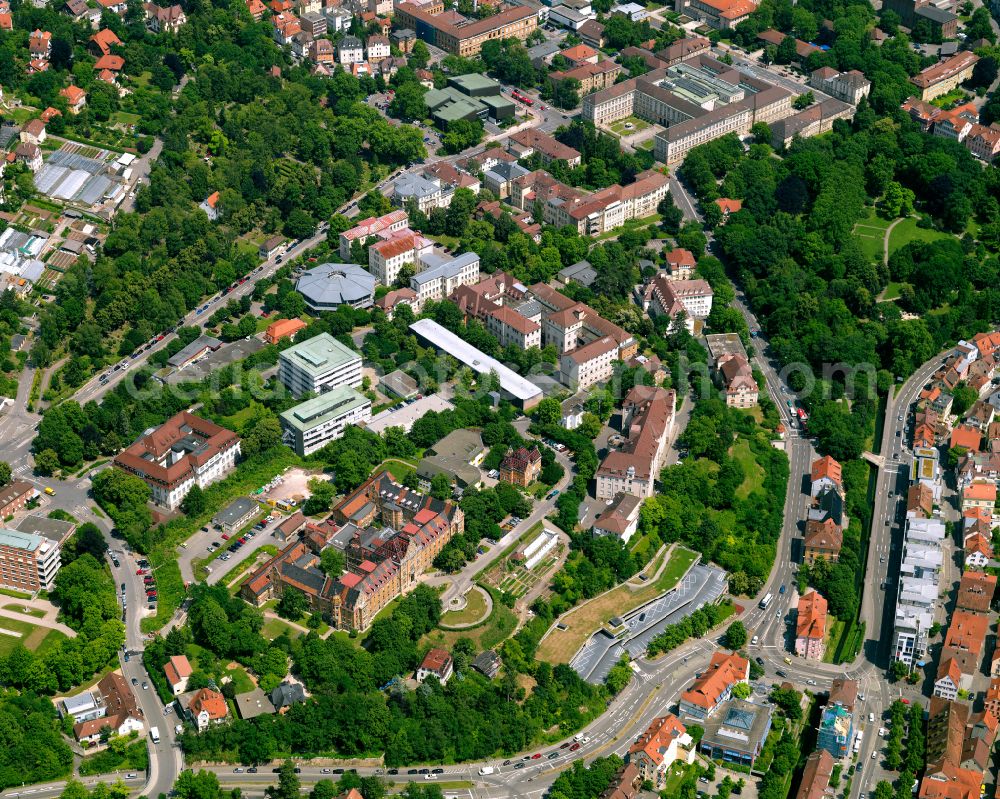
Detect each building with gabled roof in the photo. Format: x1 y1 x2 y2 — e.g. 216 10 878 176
795 590 827 661
113 412 240 510
796 749 835 799
416 648 453 684
596 386 675 500
164 654 193 696
956 570 996 614
678 651 749 721
811 456 843 496
627 714 694 788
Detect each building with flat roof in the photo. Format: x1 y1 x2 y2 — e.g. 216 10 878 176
394 0 538 56
280 387 372 456
0 527 61 592
409 318 543 409
15 513 74 545
112 411 240 510
380 369 418 399
418 429 485 490
167 334 222 369
278 333 363 398
295 263 376 311
365 394 455 434
699 700 773 766
213 497 259 534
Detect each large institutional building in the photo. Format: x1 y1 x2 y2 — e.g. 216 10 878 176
241 470 463 631
277 333 364 398
393 0 537 56
582 53 854 165
112 412 241 510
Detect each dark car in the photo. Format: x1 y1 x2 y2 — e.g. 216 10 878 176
293 768 302 774
247 768 257 773
560 742 570 749
514 763 526 770
755 656 764 665
407 770 418 775
387 769 399 775
547 753 559 760
432 768 444 774
775 669 787 678
418 769 429 775
331 769 344 775
272 768 281 773
502 760 512 766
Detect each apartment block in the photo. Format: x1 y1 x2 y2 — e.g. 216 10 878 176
486 304 541 350
278 333 363 397
637 275 713 332
560 335 618 390
893 516 946 667
0 527 60 593
280 387 372 456
911 52 979 102
678 651 749 721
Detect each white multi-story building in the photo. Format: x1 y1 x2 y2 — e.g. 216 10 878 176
410 251 480 308
560 336 618 390
338 209 408 260
486 305 542 350
112 412 241 510
278 332 363 398
280 387 372 456
368 229 433 285
892 516 945 666
337 34 364 63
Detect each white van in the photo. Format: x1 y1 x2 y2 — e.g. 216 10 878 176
479 766 495 776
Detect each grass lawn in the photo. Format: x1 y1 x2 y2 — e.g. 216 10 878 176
0 603 46 618
262 617 302 640
852 209 893 263
422 587 518 652
660 762 695 795
823 617 845 664
224 663 256 694
536 545 699 665
887 216 951 256
0 587 33 599
880 281 903 302
440 586 489 627
0 618 68 656
111 111 142 126
730 438 765 500
607 116 651 135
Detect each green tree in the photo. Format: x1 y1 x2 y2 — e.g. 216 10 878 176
303 478 336 516
430 472 452 500
0 460 10 485
320 547 345 578
722 620 747 650
276 589 309 621
181 485 206 517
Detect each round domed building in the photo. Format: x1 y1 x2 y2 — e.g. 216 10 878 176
295 262 376 312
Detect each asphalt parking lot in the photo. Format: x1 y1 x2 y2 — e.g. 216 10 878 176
572 562 727 684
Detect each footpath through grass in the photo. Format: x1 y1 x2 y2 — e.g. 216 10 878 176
536 545 698 665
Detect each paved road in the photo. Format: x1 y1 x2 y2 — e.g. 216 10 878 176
437 448 573 606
